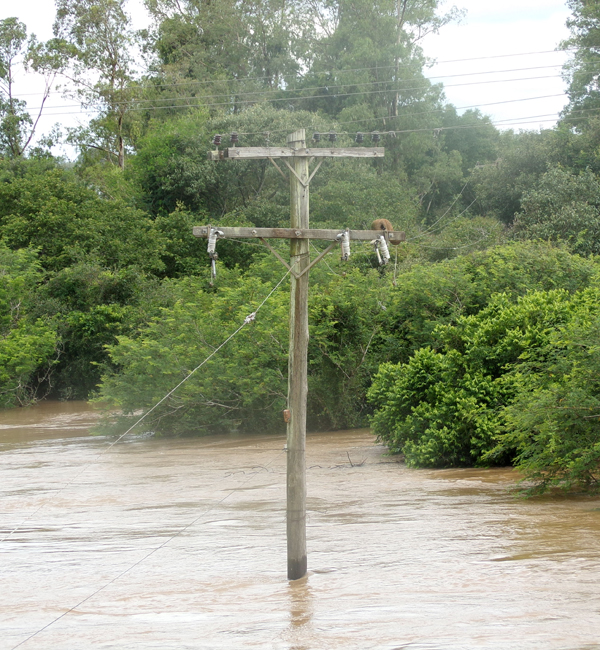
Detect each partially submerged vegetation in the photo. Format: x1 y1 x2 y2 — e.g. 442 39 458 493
2 0 600 494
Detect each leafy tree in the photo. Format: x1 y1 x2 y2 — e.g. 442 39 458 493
368 288 600 468
144 0 310 95
470 130 556 225
514 166 600 256
498 314 600 494
32 263 166 399
374 241 597 367
0 18 58 157
0 162 166 272
52 0 140 168
561 0 600 128
439 107 500 173
0 242 58 407
95 262 291 435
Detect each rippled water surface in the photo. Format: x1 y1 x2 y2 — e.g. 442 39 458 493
2 401 600 649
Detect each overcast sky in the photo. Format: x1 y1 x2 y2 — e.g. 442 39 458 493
1 0 573 155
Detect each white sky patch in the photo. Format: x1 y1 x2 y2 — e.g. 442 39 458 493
421 0 572 129
1 0 574 156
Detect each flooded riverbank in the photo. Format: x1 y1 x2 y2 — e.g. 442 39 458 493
2 401 600 649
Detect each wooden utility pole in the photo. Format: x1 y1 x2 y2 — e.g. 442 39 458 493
200 129 398 580
286 129 310 580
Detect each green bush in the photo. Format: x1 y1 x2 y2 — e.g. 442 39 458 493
0 243 58 406
368 288 600 470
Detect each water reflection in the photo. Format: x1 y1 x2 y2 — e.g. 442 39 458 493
289 575 313 632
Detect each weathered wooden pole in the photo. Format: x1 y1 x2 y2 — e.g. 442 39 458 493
201 133 389 581
286 128 309 580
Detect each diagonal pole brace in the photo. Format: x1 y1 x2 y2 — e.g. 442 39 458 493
268 157 288 182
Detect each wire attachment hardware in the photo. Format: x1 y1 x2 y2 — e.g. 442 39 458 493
336 230 351 261
372 234 390 266
207 227 224 282
212 134 222 146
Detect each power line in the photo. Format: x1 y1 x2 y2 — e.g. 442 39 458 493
17 48 571 99
23 66 579 114
24 70 575 117
17 61 571 102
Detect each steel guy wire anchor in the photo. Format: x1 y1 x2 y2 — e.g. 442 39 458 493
336 229 351 261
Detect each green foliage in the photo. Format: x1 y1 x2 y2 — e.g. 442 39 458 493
514 166 600 256
96 259 394 435
0 18 35 157
440 108 500 173
375 241 596 366
129 110 215 215
471 130 557 224
95 263 291 435
0 242 58 406
561 0 600 128
0 162 166 273
369 288 600 469
493 314 600 494
52 0 140 168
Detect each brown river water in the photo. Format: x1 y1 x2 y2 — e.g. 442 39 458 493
2 401 600 650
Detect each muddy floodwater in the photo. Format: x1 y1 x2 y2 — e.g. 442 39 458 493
2 403 600 649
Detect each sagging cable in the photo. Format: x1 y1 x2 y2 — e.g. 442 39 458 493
337 229 351 261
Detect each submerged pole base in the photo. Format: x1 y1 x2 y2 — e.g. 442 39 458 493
288 555 307 581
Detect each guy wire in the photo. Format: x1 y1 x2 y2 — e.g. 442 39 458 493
1 264 295 545
10 441 287 649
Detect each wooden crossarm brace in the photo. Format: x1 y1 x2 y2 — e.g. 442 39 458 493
257 238 338 278
193 226 405 242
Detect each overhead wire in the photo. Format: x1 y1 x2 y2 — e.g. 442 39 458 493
23 68 581 115
20 61 577 109
15 47 574 98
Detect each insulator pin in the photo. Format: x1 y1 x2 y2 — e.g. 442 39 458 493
313 132 321 142
212 134 222 146
230 132 239 145
371 131 380 143
329 131 337 142
355 132 364 143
